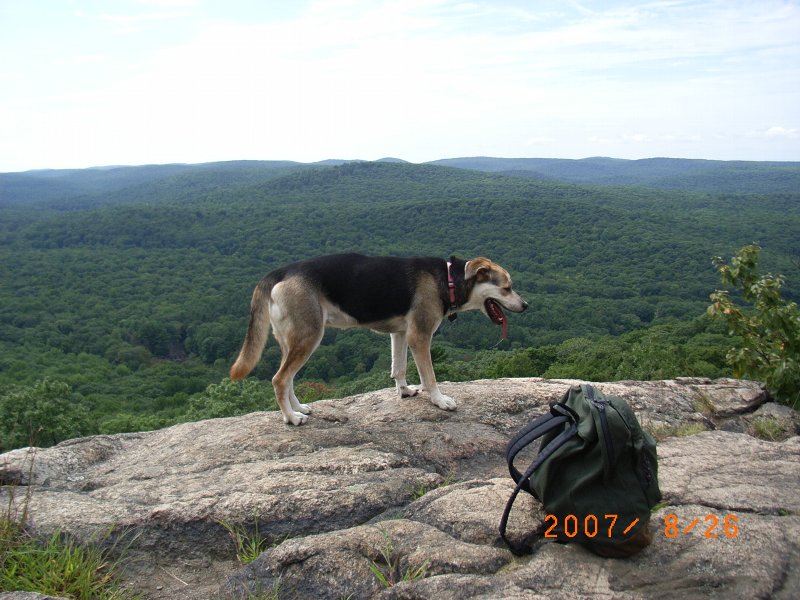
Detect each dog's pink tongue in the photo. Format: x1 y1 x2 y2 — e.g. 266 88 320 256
486 299 508 339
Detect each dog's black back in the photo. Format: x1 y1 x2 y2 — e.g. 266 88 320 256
265 253 450 324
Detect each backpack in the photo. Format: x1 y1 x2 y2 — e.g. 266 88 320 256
499 384 662 558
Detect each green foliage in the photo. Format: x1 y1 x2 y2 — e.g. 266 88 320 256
0 379 90 451
0 528 137 598
97 412 169 435
294 380 335 402
708 244 800 408
185 378 276 421
540 318 730 381
0 160 798 450
429 317 730 384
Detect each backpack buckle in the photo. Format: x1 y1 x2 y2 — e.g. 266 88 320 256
549 402 578 423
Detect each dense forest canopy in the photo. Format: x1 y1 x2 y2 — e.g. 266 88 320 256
1 157 798 450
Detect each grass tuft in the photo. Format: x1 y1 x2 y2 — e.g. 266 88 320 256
218 516 273 565
749 416 788 441
367 526 429 589
648 421 707 441
0 524 139 598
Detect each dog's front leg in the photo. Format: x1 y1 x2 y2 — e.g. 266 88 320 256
390 332 419 398
407 329 456 411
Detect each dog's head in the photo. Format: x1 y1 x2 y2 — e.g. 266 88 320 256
462 257 528 325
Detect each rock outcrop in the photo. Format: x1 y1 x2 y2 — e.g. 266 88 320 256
1 378 798 599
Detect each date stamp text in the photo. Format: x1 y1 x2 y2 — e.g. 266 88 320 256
541 513 741 539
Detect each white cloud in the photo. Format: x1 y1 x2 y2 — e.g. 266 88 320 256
526 136 557 145
764 126 800 139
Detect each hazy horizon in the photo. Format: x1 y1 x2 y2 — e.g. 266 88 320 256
6 153 800 176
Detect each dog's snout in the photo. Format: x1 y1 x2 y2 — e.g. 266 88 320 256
521 299 529 311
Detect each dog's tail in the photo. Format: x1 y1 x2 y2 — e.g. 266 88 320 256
230 280 272 381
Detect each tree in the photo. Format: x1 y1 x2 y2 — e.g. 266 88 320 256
708 244 800 408
183 378 276 421
0 379 91 451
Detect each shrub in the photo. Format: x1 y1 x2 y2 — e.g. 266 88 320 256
708 244 800 409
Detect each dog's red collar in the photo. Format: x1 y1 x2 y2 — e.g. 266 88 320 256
446 261 458 320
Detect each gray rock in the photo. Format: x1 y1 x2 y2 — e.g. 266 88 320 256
1 378 796 600
659 430 800 513
0 594 70 600
742 401 800 440
224 519 510 600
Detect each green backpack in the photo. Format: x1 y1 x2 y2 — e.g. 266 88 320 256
499 384 662 558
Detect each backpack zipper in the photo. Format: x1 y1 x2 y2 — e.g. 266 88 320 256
641 453 654 484
586 386 615 461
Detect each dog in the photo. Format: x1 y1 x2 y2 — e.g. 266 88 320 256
230 253 528 425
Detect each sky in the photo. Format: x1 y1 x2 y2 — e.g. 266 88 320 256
1 0 799 172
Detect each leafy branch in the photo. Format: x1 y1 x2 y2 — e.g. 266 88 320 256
708 244 800 408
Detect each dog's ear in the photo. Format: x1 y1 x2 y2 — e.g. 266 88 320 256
465 257 494 282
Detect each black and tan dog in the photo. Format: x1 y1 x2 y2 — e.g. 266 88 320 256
230 253 528 425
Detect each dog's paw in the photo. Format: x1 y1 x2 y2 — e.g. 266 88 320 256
398 384 420 398
283 411 309 426
295 403 312 415
431 392 457 411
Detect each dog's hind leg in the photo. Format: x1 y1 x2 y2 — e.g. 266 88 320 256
272 324 321 425
270 281 324 425
390 332 419 398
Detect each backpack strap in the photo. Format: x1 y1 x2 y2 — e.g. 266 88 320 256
505 400 578 491
499 418 579 555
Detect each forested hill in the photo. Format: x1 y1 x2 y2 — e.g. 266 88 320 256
4 156 799 208
1 158 798 449
429 156 800 194
0 158 407 209
0 160 307 208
